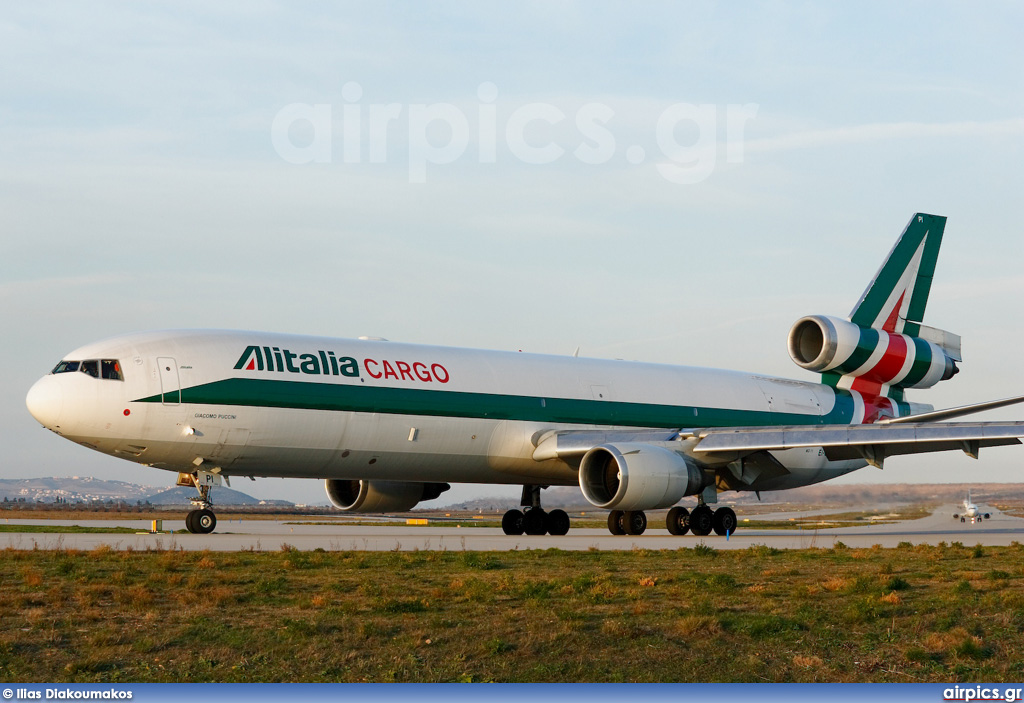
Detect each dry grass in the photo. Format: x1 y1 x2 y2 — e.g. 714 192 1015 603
923 628 978 652
822 577 851 592
675 615 723 637
1 543 1022 682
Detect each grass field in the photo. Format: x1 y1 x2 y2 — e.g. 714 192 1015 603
0 525 144 534
2 542 1022 683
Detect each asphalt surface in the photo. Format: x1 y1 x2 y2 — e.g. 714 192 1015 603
1 504 1021 551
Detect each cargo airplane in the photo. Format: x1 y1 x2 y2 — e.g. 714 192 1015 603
25 213 1024 536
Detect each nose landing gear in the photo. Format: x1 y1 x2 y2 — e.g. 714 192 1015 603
186 507 217 534
179 470 219 534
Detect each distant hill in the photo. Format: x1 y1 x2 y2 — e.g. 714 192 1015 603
145 486 289 506
0 477 291 506
0 476 154 503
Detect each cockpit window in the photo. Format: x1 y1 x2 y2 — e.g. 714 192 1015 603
101 360 124 381
52 358 124 380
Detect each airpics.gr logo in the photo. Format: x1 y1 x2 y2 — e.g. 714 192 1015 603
233 345 450 383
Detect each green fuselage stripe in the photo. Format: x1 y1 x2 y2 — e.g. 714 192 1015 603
135 377 852 429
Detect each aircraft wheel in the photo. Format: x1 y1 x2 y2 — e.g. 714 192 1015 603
712 507 737 536
961 517 966 523
185 510 198 534
667 506 690 535
194 509 217 534
546 509 570 536
689 505 714 536
501 509 525 535
607 510 626 535
523 508 548 536
624 510 647 535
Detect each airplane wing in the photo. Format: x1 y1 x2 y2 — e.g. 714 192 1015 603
533 395 1024 469
533 421 1024 469
686 420 1024 467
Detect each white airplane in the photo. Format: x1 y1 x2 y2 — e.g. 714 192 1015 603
25 214 1024 537
953 489 991 524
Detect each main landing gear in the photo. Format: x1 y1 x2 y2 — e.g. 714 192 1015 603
180 472 218 534
607 498 738 537
502 485 571 536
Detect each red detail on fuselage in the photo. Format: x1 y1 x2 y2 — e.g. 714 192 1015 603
881 291 906 333
364 358 450 384
861 395 896 424
246 359 256 371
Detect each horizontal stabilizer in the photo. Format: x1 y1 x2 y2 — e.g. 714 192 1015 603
881 394 1024 424
913 323 962 362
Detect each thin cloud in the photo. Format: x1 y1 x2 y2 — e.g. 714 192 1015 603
746 118 1024 154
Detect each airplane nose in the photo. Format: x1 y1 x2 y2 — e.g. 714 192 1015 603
26 376 64 429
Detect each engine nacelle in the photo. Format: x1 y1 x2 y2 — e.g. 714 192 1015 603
788 315 957 389
324 479 450 513
578 442 708 511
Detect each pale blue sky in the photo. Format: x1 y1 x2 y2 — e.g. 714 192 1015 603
2 2 1022 505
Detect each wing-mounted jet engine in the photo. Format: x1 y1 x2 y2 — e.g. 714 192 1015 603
325 479 450 513
577 442 727 537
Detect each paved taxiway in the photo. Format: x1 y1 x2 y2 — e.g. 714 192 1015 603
2 504 1022 551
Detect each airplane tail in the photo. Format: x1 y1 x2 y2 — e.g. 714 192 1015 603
788 213 961 408
850 213 946 337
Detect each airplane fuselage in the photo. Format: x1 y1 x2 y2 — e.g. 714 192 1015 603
27 329 870 492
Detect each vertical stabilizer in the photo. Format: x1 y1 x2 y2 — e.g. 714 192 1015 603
850 213 946 336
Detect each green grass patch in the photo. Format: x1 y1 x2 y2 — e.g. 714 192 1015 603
0 524 142 534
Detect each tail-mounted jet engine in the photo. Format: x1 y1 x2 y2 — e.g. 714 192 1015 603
578 442 709 511
788 315 958 389
325 479 450 512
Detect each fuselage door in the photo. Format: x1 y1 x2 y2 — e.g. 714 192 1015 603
157 357 180 405
754 376 822 419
